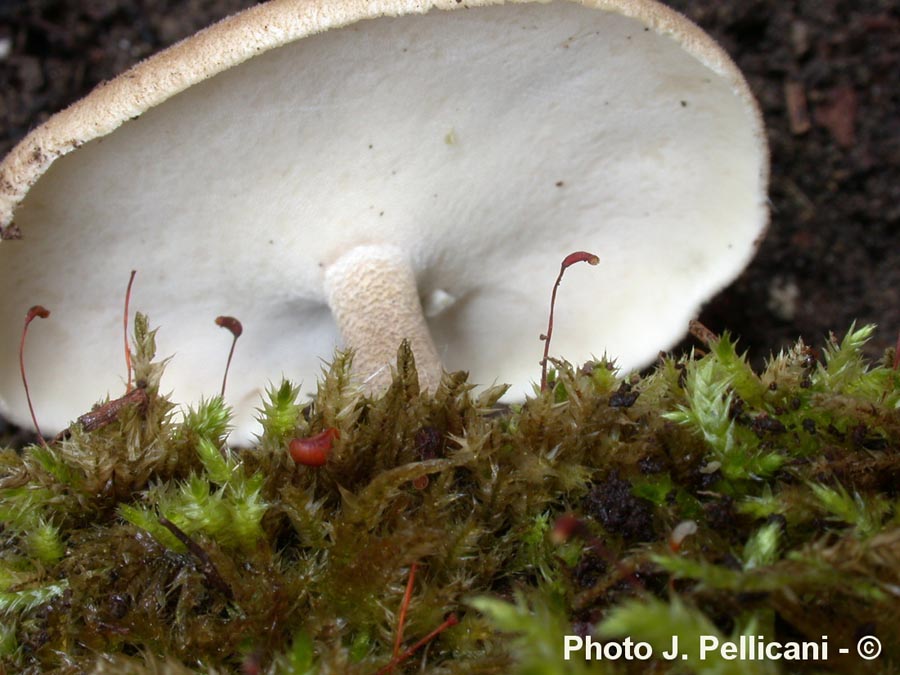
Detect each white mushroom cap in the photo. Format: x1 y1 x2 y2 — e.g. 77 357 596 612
0 0 768 445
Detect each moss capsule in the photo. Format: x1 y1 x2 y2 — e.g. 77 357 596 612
289 427 340 467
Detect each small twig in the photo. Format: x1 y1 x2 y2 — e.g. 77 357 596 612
784 80 811 135
158 516 233 600
123 270 137 391
56 386 149 440
20 305 51 447
540 251 599 391
375 614 459 675
688 319 718 347
215 316 243 398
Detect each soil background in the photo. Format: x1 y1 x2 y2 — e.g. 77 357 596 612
0 0 898 439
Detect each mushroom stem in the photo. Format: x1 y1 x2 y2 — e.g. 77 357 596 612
324 245 442 392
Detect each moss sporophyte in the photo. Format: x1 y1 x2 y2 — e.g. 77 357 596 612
1 295 898 673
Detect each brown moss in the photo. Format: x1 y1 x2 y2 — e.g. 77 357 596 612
0 327 898 673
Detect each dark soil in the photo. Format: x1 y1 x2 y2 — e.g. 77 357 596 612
1 0 898 362
665 0 900 366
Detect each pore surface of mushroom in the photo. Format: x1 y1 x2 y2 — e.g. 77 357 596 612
0 0 768 444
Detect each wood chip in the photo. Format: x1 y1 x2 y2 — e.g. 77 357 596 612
784 80 811 135
814 85 857 148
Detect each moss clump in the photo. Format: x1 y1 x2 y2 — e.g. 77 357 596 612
0 320 898 674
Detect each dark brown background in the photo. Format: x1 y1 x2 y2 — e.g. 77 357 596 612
1 0 898 367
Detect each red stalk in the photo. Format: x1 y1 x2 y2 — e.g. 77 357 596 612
391 563 419 668
215 316 243 398
540 251 599 391
375 613 458 675
20 305 51 446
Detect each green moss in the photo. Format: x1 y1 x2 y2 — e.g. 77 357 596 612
0 322 898 673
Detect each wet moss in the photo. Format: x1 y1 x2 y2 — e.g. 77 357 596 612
0 321 898 673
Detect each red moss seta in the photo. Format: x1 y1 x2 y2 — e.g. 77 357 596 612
376 613 459 675
20 305 51 447
540 251 599 391
215 315 244 398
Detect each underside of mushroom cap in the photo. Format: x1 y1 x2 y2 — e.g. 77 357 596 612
0 0 768 445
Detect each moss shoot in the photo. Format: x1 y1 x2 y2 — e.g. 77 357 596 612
0 317 898 674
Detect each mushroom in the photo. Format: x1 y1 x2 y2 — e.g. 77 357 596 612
0 0 768 445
